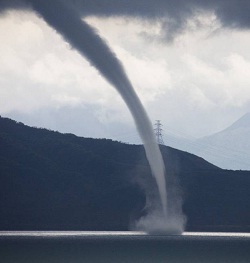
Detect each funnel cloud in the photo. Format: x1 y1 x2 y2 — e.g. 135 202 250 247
24 0 180 232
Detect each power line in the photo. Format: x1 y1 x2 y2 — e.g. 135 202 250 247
154 120 164 145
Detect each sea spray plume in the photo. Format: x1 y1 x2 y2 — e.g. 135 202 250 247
27 0 182 232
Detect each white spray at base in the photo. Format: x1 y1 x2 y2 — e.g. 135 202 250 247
28 0 184 233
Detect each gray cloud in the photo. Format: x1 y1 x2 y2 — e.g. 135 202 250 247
0 0 28 13
1 0 250 41
70 0 250 40
214 0 250 29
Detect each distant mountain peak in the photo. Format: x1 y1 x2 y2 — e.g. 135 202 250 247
225 112 250 131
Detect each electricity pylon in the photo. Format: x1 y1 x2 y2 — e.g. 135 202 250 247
154 120 164 145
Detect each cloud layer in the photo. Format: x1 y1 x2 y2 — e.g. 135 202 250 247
1 0 250 140
2 0 250 36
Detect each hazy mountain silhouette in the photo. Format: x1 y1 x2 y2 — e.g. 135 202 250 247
186 113 250 170
164 112 250 170
225 112 250 131
0 116 250 232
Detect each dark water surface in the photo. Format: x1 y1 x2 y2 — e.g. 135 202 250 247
0 231 250 263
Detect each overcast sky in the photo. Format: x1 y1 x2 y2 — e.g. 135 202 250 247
1 0 250 143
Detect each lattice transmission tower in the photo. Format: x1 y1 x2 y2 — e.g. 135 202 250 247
154 120 164 145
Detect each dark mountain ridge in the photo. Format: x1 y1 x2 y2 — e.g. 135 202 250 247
0 116 249 232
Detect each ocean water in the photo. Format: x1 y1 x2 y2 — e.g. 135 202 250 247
0 231 250 263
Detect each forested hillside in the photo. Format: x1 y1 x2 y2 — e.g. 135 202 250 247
0 116 249 232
